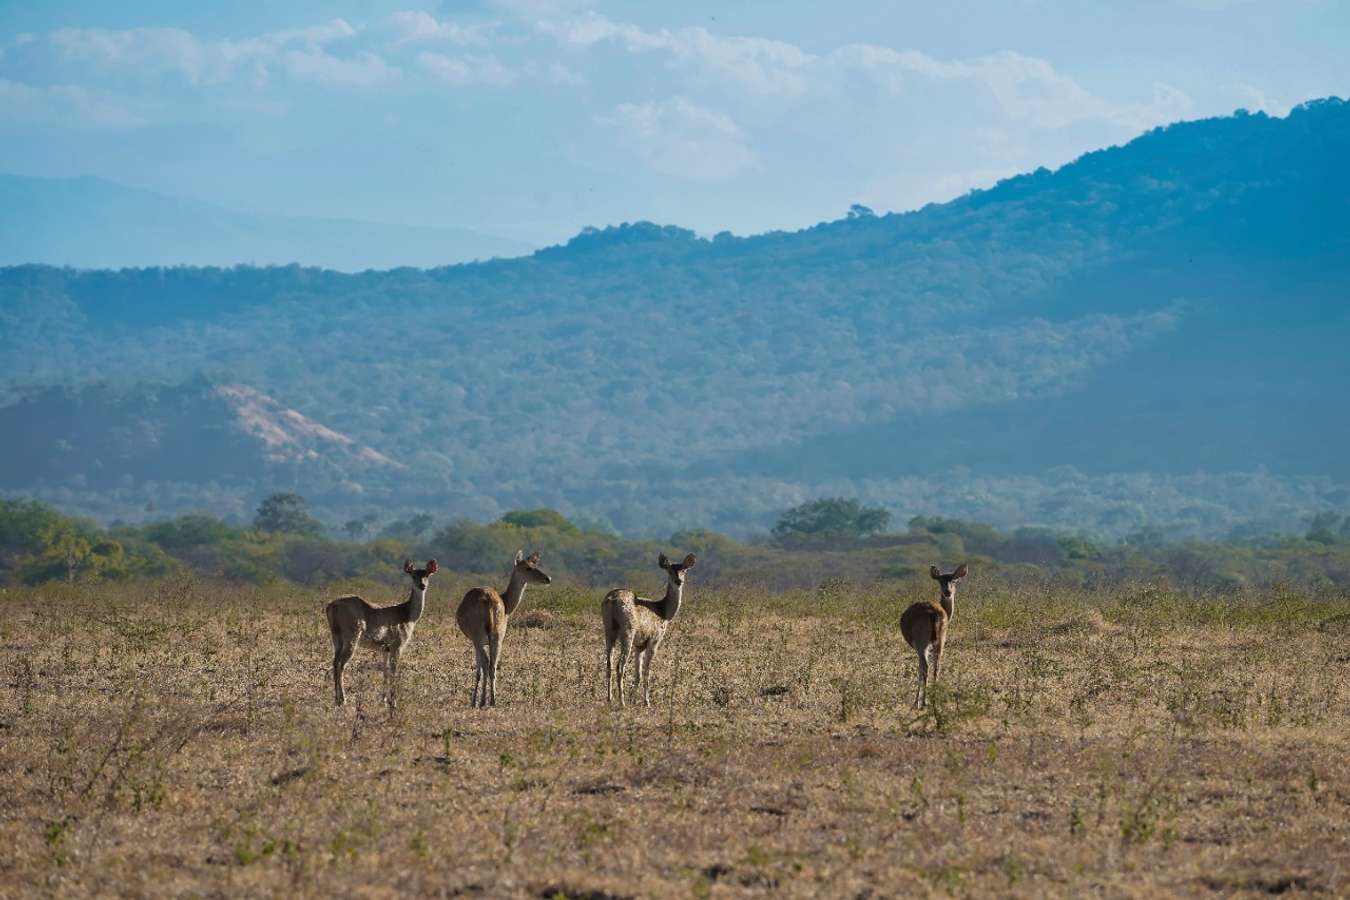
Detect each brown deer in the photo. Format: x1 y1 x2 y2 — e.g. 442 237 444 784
899 563 968 708
325 559 437 709
602 553 696 708
455 550 552 708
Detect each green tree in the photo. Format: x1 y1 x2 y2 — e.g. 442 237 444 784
253 493 322 536
342 514 382 542
23 522 128 583
378 513 436 539
143 514 237 550
499 509 580 534
773 498 890 538
1306 511 1343 545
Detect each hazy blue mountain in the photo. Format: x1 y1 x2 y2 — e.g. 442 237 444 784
0 174 532 271
1 99 1347 538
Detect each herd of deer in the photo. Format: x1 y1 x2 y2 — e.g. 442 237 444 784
325 552 969 711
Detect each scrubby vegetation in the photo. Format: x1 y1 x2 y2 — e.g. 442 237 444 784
4 497 1350 595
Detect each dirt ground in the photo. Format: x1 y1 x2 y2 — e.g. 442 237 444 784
1 578 1347 897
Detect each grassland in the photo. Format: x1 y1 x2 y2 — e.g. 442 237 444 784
1 575 1348 898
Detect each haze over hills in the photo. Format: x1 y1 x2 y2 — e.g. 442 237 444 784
1 99 1347 538
0 174 533 271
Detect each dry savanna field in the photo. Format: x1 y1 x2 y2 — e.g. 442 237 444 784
2 575 1348 898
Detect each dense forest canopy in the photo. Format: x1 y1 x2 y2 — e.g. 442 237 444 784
1 99 1347 538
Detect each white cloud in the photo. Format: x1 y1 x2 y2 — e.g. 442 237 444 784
547 61 583 85
285 48 400 88
417 51 514 86
46 20 363 85
50 26 208 79
609 96 757 181
384 11 491 46
542 13 1191 131
548 13 812 97
488 0 596 18
0 77 144 128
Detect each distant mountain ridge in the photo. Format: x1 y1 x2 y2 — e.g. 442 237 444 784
0 174 532 271
1 99 1347 538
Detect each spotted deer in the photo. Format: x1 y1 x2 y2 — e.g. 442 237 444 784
325 559 437 709
455 550 552 708
602 553 697 708
899 563 968 708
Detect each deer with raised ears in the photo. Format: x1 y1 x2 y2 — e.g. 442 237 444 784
325 559 437 709
899 563 968 709
602 552 697 708
455 550 552 708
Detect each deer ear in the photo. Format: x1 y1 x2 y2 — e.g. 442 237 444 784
658 553 670 569
527 551 541 566
514 549 525 565
404 559 414 574
953 563 968 580
426 559 438 574
930 565 941 580
682 553 697 568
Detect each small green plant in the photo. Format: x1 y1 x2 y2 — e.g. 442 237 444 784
1069 801 1085 836
44 816 75 867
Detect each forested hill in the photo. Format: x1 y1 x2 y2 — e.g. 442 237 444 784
1 99 1348 538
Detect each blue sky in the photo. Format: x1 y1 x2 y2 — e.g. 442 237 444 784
1 0 1346 245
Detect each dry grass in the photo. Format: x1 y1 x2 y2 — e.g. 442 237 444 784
1 577 1348 898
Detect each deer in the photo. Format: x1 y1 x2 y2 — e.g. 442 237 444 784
325 559 437 710
602 552 697 708
455 550 552 708
899 563 968 709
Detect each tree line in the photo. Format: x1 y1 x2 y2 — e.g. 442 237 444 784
2 493 1347 594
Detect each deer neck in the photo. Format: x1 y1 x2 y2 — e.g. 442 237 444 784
939 593 954 621
655 580 684 621
402 584 427 625
502 570 531 617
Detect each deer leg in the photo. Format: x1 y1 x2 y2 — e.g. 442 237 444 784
386 645 402 710
632 645 644 701
615 637 633 708
916 646 929 709
641 647 656 708
930 635 943 684
333 640 355 707
487 633 503 708
605 641 614 704
471 644 487 708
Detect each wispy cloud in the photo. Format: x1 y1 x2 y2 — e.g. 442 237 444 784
0 77 144 128
285 48 400 88
608 96 757 182
539 11 1190 131
416 50 514 86
384 11 493 46
48 20 360 85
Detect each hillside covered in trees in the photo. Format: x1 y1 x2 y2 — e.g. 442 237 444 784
1 99 1347 538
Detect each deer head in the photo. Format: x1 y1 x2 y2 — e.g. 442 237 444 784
658 552 698 587
929 562 968 608
403 558 438 590
513 549 552 585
